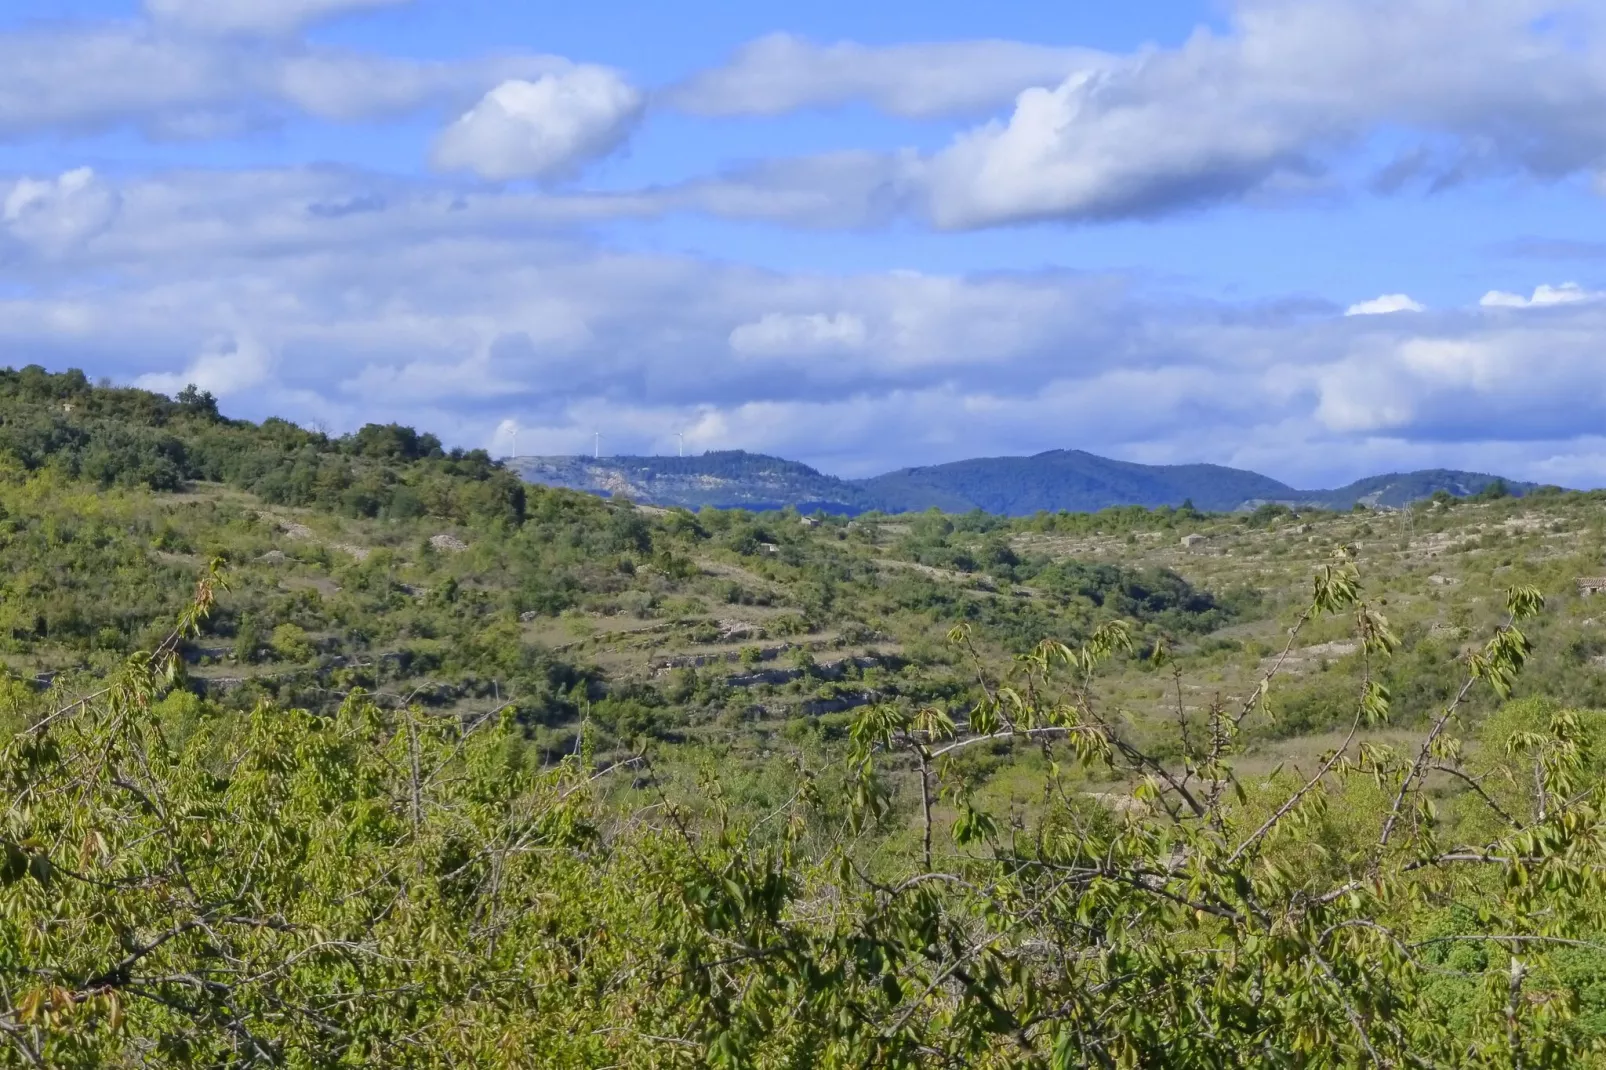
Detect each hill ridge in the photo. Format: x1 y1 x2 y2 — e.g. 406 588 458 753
510 448 1540 515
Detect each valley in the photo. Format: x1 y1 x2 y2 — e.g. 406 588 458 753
4 366 1606 1063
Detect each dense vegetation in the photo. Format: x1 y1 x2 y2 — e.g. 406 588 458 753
0 367 1604 1064
0 366 525 527
6 556 1606 1066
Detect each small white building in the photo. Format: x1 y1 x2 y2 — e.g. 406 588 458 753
1180 534 1207 549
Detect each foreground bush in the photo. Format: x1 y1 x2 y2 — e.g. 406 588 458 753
1 556 1604 1067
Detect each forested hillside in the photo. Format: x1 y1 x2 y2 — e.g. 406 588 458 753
3 367 1606 1064
859 449 1302 513
0 365 526 525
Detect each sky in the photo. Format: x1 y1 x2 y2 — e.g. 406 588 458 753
4 1 1606 488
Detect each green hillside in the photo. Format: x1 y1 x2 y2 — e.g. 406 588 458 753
4 365 1606 1064
1317 468 1538 508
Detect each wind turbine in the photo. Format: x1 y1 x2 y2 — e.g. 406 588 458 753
594 430 601 460
677 432 684 458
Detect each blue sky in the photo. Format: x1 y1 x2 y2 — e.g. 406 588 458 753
3 0 1606 487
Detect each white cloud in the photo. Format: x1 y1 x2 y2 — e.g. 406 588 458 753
671 151 924 230
2 168 120 256
729 312 869 357
432 70 644 182
342 353 531 404
917 0 1606 227
666 3 1606 231
144 0 410 37
1345 294 1426 316
1479 282 1604 309
667 34 1107 118
0 22 574 137
1304 306 1606 450
6 1 1606 238
136 332 275 398
9 167 1606 488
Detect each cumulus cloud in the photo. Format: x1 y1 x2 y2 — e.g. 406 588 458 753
914 0 1606 226
1479 282 1604 309
667 34 1106 118
1345 294 1426 316
431 70 644 182
1307 315 1606 446
136 332 275 398
2 168 121 256
11 0 1606 239
144 0 409 37
621 0 1606 231
729 312 869 357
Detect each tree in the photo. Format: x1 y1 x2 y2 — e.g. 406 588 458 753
1473 478 1513 502
269 621 314 663
174 383 219 420
232 615 263 664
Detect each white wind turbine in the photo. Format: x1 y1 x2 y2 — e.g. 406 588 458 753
496 419 520 463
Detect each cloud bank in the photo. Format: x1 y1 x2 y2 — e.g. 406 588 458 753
667 34 1106 118
0 165 1602 487
661 1 1606 228
6 1 1606 228
144 0 410 37
1480 283 1605 309
1346 295 1426 316
0 22 574 138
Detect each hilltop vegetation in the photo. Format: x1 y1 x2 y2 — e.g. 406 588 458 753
0 365 525 526
2 366 1606 1063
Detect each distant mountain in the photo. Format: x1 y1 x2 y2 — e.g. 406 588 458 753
511 452 874 513
1309 470 1533 510
859 450 1302 514
510 449 1540 516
